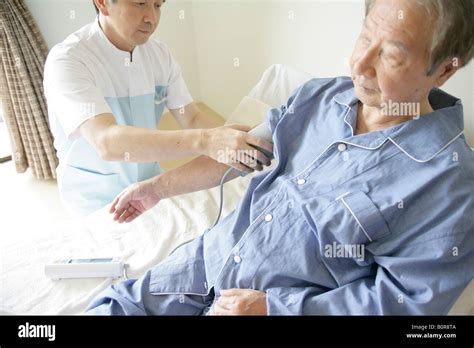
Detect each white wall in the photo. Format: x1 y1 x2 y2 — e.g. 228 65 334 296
155 1 201 100
25 0 473 145
24 0 96 49
190 0 473 146
191 0 361 116
24 0 201 99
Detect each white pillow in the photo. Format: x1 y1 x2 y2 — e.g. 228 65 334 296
226 96 272 127
248 64 314 107
226 64 314 127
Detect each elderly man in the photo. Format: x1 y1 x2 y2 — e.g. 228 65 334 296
86 0 474 315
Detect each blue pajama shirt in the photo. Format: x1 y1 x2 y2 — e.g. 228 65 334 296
86 76 474 315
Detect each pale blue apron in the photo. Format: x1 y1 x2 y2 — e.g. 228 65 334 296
59 86 168 216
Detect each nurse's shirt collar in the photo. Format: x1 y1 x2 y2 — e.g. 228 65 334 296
93 16 136 63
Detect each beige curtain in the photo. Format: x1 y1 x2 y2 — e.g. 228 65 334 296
0 0 58 179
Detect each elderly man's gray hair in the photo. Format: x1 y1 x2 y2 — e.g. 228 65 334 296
365 0 474 75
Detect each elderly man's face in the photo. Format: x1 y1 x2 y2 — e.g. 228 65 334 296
106 0 163 48
350 0 438 109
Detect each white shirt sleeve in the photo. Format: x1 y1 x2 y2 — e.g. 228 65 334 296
161 44 193 110
44 52 112 139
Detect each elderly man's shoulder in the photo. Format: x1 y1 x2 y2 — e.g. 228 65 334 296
294 76 354 102
447 136 474 177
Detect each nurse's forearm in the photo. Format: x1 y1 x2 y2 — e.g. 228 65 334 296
101 125 205 162
151 155 240 199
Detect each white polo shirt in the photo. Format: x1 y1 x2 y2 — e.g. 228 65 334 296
44 18 193 217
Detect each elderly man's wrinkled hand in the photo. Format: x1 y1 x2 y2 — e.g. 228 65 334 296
109 179 161 223
209 288 268 315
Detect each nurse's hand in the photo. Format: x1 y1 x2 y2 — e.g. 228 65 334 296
110 179 160 223
202 124 273 173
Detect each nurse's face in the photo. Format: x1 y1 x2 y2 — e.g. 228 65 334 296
105 0 164 49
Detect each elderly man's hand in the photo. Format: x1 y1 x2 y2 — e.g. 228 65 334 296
110 179 161 223
209 289 267 315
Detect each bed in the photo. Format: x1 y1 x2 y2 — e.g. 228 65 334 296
1 65 472 315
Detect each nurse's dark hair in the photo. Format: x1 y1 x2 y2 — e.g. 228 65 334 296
365 0 474 75
93 0 166 14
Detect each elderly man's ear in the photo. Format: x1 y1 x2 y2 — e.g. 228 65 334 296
433 57 461 88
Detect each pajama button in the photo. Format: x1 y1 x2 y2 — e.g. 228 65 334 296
297 178 306 185
338 143 347 152
265 214 273 222
233 255 242 264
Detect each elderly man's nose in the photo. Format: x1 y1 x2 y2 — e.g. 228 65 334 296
353 53 376 78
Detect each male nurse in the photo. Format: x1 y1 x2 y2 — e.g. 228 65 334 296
44 0 272 216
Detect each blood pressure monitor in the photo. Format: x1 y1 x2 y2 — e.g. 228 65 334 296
44 257 125 280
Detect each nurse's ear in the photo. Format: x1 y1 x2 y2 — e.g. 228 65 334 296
94 0 111 17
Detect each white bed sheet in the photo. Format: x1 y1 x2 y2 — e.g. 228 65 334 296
0 174 259 315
